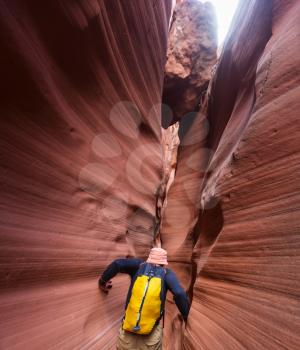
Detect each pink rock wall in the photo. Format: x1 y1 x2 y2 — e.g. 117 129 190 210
1 0 299 349
0 0 173 348
161 0 300 349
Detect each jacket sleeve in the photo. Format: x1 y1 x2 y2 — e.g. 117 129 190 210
99 258 143 285
165 269 190 320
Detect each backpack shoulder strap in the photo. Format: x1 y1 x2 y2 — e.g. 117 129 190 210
154 265 166 279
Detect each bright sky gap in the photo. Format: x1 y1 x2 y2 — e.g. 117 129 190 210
199 0 239 45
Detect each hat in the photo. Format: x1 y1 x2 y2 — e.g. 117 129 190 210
146 247 168 265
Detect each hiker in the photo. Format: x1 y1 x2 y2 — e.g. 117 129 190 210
99 247 190 350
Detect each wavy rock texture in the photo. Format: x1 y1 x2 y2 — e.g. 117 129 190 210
162 0 300 349
162 0 217 126
1 0 300 349
0 0 173 349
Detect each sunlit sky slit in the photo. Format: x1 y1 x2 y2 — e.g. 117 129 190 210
199 0 239 45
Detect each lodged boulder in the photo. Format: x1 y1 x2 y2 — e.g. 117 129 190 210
162 0 217 126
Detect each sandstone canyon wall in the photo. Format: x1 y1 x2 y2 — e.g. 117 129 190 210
0 0 173 348
0 0 300 349
161 0 300 349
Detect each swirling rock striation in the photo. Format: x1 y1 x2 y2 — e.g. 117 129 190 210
1 0 300 349
0 0 173 349
161 0 300 349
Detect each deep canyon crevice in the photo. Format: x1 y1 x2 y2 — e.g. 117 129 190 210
0 0 299 349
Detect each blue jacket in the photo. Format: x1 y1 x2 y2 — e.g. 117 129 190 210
100 258 190 320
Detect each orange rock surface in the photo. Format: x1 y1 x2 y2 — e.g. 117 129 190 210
161 0 300 349
163 0 217 125
0 0 299 349
0 1 173 348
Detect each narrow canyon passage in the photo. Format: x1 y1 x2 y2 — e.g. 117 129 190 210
0 1 299 349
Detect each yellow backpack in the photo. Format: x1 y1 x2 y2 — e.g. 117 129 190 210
122 262 166 334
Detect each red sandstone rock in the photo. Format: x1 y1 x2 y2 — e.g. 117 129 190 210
162 0 217 126
0 0 173 348
1 0 299 349
161 0 300 349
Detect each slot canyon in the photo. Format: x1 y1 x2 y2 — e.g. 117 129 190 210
0 0 299 349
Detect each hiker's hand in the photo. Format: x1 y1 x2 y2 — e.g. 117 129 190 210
99 279 112 294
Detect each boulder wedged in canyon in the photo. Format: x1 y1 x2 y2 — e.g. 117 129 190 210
0 0 173 349
162 0 217 126
161 0 300 349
